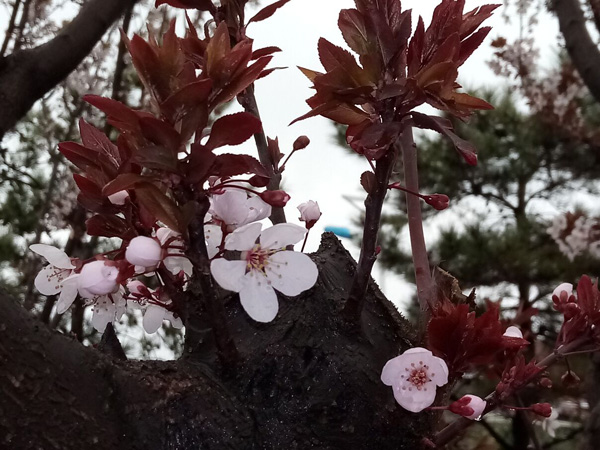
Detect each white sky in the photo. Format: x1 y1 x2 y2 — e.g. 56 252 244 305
0 0 561 312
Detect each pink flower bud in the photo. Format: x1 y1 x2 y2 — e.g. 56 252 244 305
260 190 290 207
127 280 150 297
449 395 486 420
126 236 163 268
561 370 581 387
293 135 310 151
108 190 129 205
530 403 552 418
297 200 321 229
423 194 450 211
503 326 523 339
77 260 119 298
539 377 553 388
553 282 573 299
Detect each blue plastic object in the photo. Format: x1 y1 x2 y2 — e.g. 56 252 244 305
324 226 353 239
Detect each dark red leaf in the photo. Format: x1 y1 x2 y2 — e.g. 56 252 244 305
139 117 182 153
318 38 369 87
187 143 217 185
412 112 477 165
206 112 263 150
132 145 179 172
79 119 118 156
210 56 273 108
457 26 491 67
251 46 282 60
58 142 98 171
86 214 131 239
211 153 268 179
103 173 150 196
135 182 183 233
248 0 292 24
338 9 370 56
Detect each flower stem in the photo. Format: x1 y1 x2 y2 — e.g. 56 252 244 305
239 84 286 225
401 127 434 317
301 230 309 253
343 137 398 321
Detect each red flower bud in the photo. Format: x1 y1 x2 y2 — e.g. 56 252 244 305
423 194 450 211
259 190 290 207
539 377 553 388
530 403 552 418
293 135 310 151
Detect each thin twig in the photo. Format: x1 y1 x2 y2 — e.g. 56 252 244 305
240 84 286 225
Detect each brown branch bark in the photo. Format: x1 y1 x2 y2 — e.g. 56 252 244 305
552 0 600 104
0 0 138 140
0 0 22 57
1 234 427 449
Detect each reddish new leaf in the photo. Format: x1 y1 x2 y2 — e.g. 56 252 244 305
103 173 149 196
251 46 282 60
210 56 273 108
248 0 292 24
205 112 263 150
211 153 268 179
318 38 370 87
412 112 478 165
58 142 98 171
339 9 370 56
135 182 183 233
133 145 179 172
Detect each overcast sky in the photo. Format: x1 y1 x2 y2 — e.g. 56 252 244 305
0 0 561 311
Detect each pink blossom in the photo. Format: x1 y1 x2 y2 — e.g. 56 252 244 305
209 189 271 229
156 227 193 277
77 260 119 299
210 222 318 322
381 347 449 413
126 236 162 268
297 200 321 229
449 395 486 420
108 190 129 205
503 326 523 339
553 282 573 299
91 290 127 332
143 304 183 333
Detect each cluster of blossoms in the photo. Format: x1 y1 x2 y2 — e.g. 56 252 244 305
32 188 322 330
547 212 600 261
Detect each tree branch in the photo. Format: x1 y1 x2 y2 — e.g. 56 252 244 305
0 0 138 139
552 0 600 104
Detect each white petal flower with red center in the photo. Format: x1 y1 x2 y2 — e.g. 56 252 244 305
91 290 127 332
210 222 318 322
381 347 449 413
30 244 80 314
209 189 271 230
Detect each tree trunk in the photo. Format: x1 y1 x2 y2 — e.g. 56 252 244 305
0 233 429 449
0 0 138 140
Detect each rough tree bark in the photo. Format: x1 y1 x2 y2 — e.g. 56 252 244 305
0 0 139 140
552 0 600 104
0 234 428 449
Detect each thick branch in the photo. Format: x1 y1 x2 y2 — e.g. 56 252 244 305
401 127 433 315
344 139 398 321
0 0 138 139
552 0 600 104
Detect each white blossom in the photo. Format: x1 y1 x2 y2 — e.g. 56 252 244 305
91 290 127 332
126 236 163 268
210 222 318 322
77 260 120 299
503 326 523 339
209 189 271 230
297 200 321 229
108 190 129 205
157 227 193 277
143 303 184 333
381 347 449 413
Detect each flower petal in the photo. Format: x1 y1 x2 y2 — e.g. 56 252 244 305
30 244 74 269
393 382 437 413
245 195 272 223
143 304 166 333
56 277 79 314
92 297 116 332
381 355 404 386
210 259 247 292
210 189 249 226
260 223 306 249
265 251 318 296
429 355 449 386
164 310 184 329
239 272 279 322
35 265 64 295
224 222 262 251
204 224 223 259
164 256 193 277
